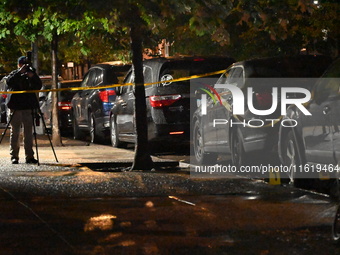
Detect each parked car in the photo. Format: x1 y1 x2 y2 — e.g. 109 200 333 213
278 58 340 192
71 62 131 143
109 56 235 148
40 80 82 134
192 55 332 167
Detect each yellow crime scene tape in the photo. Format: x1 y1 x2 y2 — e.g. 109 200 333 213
0 69 226 95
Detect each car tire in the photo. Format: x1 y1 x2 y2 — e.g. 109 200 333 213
89 113 99 144
110 115 123 148
193 120 218 165
281 130 311 188
332 205 340 242
230 128 248 168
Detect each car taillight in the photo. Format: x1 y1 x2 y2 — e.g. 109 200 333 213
2 94 7 99
99 90 116 103
193 58 205 61
149 95 182 108
255 92 272 109
169 131 184 135
58 102 72 111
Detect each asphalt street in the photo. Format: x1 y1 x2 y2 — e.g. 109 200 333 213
0 127 339 254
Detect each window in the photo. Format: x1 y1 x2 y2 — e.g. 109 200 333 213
144 66 153 84
228 67 244 88
121 71 134 94
214 70 230 93
80 70 97 88
95 69 104 85
314 60 340 103
215 66 244 92
80 73 90 88
323 59 340 78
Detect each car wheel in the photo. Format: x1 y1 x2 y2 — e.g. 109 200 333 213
193 120 218 165
332 205 340 242
110 115 123 148
282 131 298 184
230 129 248 168
281 130 311 188
89 113 99 143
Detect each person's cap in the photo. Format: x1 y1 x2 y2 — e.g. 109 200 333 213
18 56 27 65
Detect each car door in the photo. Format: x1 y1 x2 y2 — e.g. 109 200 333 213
198 71 229 152
302 77 339 165
319 59 340 164
198 85 219 152
331 88 340 164
116 71 135 136
77 69 96 126
87 68 104 122
214 66 244 153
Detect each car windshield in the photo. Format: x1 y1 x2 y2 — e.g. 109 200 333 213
323 58 340 78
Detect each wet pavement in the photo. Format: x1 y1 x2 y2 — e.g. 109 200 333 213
0 127 340 254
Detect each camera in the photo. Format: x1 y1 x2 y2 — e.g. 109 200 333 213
23 51 36 73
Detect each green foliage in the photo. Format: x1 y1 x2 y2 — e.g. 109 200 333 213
0 0 338 73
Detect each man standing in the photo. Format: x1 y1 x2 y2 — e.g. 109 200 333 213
6 56 42 164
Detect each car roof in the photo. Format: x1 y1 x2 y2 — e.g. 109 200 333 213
90 63 131 72
58 80 82 88
142 56 235 81
143 56 235 66
231 55 332 78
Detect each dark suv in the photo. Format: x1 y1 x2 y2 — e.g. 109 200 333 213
71 62 130 143
192 55 332 167
278 58 340 191
109 56 235 148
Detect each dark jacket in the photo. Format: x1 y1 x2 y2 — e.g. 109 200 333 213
6 69 42 110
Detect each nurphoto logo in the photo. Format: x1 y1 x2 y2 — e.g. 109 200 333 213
200 84 312 116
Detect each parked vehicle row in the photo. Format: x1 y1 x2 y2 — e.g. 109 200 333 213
110 56 235 148
36 55 339 196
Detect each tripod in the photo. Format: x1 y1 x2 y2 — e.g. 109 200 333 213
0 107 58 166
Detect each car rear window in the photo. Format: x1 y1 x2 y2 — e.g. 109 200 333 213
160 60 228 82
59 82 81 101
149 58 232 96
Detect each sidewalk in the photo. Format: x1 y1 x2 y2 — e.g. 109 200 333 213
0 127 180 169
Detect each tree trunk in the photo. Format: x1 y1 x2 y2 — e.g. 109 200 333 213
31 41 39 74
129 20 154 171
51 33 62 146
